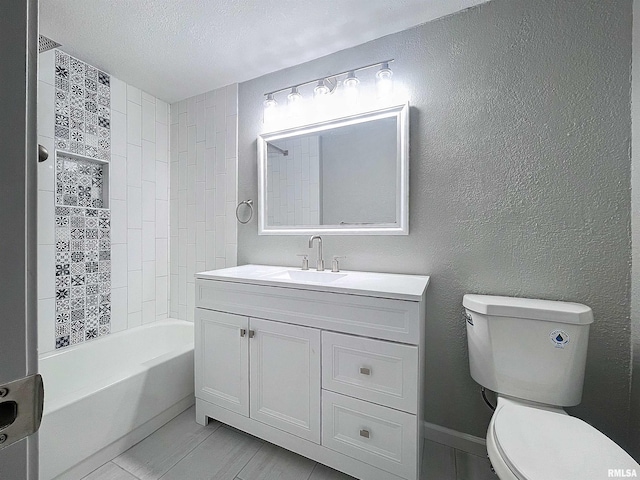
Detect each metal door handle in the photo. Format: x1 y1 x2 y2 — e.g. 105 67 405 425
38 144 48 163
240 329 247 337
249 330 255 338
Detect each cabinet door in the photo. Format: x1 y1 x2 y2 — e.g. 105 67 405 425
249 318 321 443
195 309 249 416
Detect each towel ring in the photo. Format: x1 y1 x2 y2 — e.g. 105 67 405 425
235 199 253 224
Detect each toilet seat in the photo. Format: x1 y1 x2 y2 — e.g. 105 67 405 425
489 398 639 480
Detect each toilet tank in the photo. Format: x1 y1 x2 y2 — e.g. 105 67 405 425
463 294 593 407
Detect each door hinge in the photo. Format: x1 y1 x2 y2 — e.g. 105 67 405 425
0 374 44 450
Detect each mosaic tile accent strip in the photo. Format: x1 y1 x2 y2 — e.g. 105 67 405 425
54 203 111 348
54 50 110 161
53 49 111 349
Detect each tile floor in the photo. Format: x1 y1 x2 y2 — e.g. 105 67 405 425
82 407 495 480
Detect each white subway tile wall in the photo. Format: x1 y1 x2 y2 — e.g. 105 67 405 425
37 49 171 354
266 136 321 226
113 70 170 331
170 85 238 321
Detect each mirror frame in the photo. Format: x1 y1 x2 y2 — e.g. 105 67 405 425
257 102 409 235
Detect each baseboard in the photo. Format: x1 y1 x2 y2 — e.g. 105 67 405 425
51 398 484 478
54 396 195 480
423 421 487 457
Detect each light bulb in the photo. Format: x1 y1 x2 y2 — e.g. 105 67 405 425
288 86 302 105
314 79 330 97
344 71 360 89
287 86 302 118
343 71 359 106
376 63 393 98
263 93 278 124
263 93 277 108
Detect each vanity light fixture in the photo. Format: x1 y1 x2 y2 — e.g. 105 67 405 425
262 59 394 112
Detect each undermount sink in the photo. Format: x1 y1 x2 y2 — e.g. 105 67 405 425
265 269 347 284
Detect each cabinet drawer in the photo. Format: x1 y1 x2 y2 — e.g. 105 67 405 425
196 279 421 344
322 332 418 413
322 390 417 480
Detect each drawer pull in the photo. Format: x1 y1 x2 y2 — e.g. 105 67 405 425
249 330 255 338
240 329 247 337
359 367 371 376
359 429 370 439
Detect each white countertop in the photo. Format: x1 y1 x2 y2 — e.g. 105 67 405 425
195 264 430 301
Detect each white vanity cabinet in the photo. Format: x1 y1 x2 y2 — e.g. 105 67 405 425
195 265 429 480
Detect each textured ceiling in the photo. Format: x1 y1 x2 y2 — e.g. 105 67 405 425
40 0 489 103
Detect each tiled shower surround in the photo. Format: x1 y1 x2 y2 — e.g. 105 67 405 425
38 49 237 350
53 51 112 348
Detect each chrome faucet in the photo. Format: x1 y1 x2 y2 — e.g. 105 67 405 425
308 235 324 271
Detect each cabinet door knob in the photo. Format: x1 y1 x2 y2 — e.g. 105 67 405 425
359 367 371 376
249 330 255 338
359 429 370 439
240 329 247 337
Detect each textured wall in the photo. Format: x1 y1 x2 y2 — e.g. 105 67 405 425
238 0 633 446
631 0 640 461
169 85 238 321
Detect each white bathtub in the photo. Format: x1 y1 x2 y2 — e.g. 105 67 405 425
38 319 194 480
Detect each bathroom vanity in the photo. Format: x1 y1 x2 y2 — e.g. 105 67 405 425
194 264 429 480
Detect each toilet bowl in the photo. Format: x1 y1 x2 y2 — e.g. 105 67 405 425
463 294 640 480
486 397 638 480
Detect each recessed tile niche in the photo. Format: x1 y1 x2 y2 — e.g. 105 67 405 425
54 151 111 348
55 152 109 209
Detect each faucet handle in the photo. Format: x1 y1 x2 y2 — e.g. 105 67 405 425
297 254 309 271
331 256 346 273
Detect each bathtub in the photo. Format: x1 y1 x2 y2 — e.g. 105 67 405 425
38 319 194 480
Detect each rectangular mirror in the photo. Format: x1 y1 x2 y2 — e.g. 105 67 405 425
258 103 409 235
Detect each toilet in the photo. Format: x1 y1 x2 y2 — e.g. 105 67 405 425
463 294 639 480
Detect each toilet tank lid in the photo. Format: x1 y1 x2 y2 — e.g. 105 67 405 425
463 294 593 325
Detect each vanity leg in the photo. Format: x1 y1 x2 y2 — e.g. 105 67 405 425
195 399 209 426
